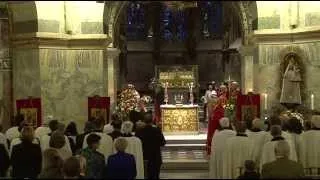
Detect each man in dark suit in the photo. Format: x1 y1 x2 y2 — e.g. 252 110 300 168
261 140 304 179
105 137 136 179
136 111 166 179
0 143 9 177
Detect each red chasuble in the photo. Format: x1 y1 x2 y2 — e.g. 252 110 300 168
206 93 227 155
16 98 42 128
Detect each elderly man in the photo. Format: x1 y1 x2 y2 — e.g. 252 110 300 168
260 125 297 172
299 115 320 175
261 140 304 179
248 118 268 165
223 121 254 179
209 117 236 179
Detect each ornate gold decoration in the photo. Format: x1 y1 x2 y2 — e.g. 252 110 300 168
161 106 199 132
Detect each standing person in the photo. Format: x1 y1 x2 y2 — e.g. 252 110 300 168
80 133 105 179
65 121 78 155
0 137 9 177
0 124 8 153
261 140 304 179
38 148 64 179
247 118 268 166
209 117 236 179
260 125 297 172
49 131 72 161
206 84 227 155
63 156 81 179
223 121 254 179
75 121 96 153
204 82 217 122
5 113 24 142
120 121 144 179
11 126 42 178
299 115 320 173
105 137 137 179
237 160 260 179
108 120 123 140
136 112 166 179
35 115 53 140
287 117 303 161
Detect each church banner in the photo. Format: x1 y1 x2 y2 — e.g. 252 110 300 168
236 94 260 123
88 96 110 125
16 98 42 128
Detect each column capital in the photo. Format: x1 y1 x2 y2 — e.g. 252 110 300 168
106 47 120 58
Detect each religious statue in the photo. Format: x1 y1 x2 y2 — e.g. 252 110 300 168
280 55 302 106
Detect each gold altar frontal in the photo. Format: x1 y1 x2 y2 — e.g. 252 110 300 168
161 104 199 134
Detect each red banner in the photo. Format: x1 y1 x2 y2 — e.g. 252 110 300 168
236 93 261 121
16 98 42 128
88 96 110 125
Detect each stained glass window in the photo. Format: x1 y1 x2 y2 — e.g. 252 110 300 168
198 1 223 39
161 4 187 42
127 2 146 41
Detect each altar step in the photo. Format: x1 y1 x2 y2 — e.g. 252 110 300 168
161 133 209 171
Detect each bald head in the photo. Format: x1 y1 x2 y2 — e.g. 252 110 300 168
275 140 290 158
270 125 282 137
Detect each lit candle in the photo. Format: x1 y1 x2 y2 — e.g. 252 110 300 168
311 94 314 110
264 93 268 110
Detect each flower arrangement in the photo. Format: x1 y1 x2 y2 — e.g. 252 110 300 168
224 97 237 121
117 85 140 120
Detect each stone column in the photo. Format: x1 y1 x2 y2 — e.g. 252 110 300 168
106 47 120 113
239 46 255 94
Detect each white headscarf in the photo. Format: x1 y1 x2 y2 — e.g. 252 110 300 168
121 121 134 135
219 117 230 128
311 115 320 128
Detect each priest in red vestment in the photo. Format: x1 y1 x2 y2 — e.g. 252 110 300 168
206 85 228 155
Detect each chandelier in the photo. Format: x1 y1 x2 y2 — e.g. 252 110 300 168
164 1 198 10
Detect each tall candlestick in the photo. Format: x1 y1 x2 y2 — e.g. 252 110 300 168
311 94 314 110
264 93 268 110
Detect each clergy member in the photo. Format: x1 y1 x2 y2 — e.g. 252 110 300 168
206 84 227 155
299 115 320 172
223 121 254 179
34 116 53 140
209 117 236 179
260 125 297 172
5 114 24 142
247 118 268 165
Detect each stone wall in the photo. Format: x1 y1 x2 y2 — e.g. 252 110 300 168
254 41 320 111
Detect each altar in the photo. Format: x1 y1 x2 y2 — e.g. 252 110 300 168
161 104 199 134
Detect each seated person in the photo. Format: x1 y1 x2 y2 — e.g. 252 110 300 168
237 160 260 179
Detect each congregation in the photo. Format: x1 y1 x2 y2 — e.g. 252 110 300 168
209 114 320 179
0 111 165 179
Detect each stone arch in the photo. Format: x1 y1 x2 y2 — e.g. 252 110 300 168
104 1 258 47
7 1 38 34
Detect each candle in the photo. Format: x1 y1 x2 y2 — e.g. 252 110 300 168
264 93 268 110
311 94 314 110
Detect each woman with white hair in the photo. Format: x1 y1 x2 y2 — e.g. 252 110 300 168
119 121 144 179
34 116 53 140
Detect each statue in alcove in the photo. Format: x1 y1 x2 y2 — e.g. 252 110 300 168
280 53 302 108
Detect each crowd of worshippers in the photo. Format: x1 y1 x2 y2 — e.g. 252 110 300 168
0 111 166 179
209 114 320 179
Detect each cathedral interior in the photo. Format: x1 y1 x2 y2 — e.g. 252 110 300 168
1 1 320 178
